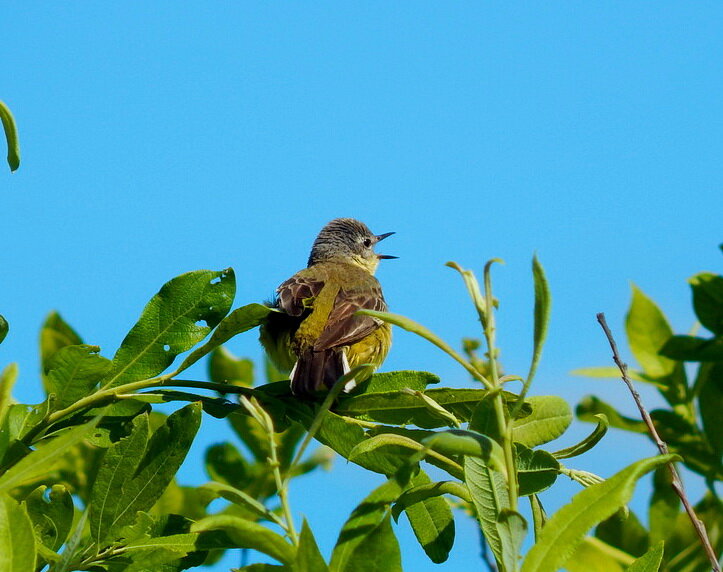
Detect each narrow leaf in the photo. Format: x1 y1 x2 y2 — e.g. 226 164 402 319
103 269 235 388
627 541 664 572
357 370 440 394
626 285 677 378
0 420 98 494
520 454 676 572
422 430 506 474
0 494 35 571
292 519 329 572
199 481 282 526
648 466 680 546
191 514 295 564
0 100 20 172
527 255 551 385
552 414 608 459
512 395 572 448
576 396 647 433
330 474 408 571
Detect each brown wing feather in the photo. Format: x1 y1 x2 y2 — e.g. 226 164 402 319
276 275 325 317
314 281 387 351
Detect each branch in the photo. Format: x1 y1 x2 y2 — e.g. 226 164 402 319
596 313 720 572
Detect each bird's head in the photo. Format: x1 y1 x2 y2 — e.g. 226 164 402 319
307 218 397 273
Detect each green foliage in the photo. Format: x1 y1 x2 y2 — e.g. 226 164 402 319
0 100 20 172
1 253 716 571
575 250 723 570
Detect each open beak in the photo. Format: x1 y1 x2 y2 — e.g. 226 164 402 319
375 231 398 259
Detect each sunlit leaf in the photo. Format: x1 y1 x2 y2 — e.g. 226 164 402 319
520 454 675 572
392 480 471 521
292 519 329 572
199 481 282 526
626 285 677 378
627 541 664 572
552 414 608 459
596 509 649 558
422 429 505 474
0 494 35 571
0 419 99 494
576 396 646 433
356 370 440 394
330 474 408 572
90 404 201 544
564 536 630 572
0 100 20 172
209 346 254 386
648 466 679 546
102 269 235 388
527 255 551 385
46 345 112 409
0 315 7 345
512 395 571 448
192 515 296 564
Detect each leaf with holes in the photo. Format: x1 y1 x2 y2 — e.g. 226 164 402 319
102 269 235 388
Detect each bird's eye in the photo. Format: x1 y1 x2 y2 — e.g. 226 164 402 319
363 238 372 248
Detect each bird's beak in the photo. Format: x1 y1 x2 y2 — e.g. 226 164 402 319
375 231 397 259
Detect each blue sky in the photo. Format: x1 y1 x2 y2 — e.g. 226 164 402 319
2 4 722 569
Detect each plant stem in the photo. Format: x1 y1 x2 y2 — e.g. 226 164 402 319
267 418 299 546
596 313 720 572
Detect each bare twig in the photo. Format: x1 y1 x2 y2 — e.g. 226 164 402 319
596 313 721 572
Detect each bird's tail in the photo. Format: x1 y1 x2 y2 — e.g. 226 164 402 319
290 348 348 397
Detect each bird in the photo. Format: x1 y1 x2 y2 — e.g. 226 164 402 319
259 218 396 398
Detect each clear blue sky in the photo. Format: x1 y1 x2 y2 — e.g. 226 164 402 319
2 4 722 569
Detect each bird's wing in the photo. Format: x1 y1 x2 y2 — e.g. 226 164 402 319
276 274 325 317
313 281 388 351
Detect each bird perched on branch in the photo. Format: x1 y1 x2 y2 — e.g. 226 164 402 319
260 218 396 398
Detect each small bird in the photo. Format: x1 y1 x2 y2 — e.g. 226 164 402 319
260 218 396 398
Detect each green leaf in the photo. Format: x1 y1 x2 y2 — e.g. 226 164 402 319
209 346 254 386
0 419 99 494
528 495 546 542
627 541 664 572
191 514 296 565
401 470 455 564
576 396 647 433
23 484 74 552
204 442 251 487
392 480 471 521
336 388 524 429
0 315 8 345
596 509 649 558
292 519 329 572
46 345 112 409
571 366 652 384
89 403 202 543
422 430 506 473
511 395 572 448
520 454 676 572
698 362 723 461
40 312 83 393
0 100 20 172
660 335 723 361
330 474 408 572
648 466 680 546
0 494 35 571
552 414 608 459
175 303 272 375
626 285 677 378
102 269 235 388
515 444 559 496
356 309 491 387
564 536 630 572
341 512 402 572
199 481 282 526
465 455 526 572
356 371 440 394
527 255 551 385
689 272 723 335
0 363 18 430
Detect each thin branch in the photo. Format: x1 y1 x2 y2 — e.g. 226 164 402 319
596 312 720 572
